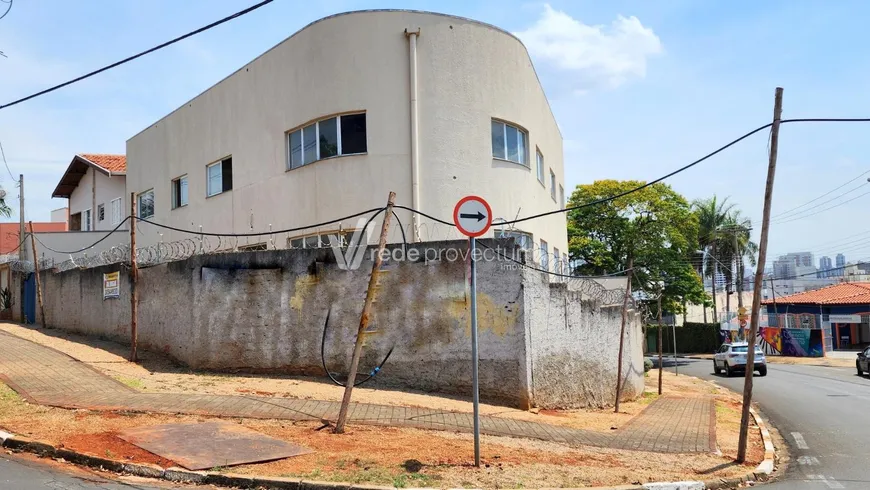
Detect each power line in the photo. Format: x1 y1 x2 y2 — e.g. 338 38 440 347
0 0 11 21
33 216 132 255
0 138 17 183
771 188 870 225
134 207 384 237
0 0 275 111
769 169 870 221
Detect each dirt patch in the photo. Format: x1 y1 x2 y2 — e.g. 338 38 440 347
62 432 176 468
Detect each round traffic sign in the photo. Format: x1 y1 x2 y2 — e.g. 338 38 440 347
453 196 493 237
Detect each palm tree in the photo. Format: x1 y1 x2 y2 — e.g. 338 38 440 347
692 196 733 323
723 210 757 312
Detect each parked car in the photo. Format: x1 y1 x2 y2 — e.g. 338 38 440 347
856 347 870 376
713 342 767 377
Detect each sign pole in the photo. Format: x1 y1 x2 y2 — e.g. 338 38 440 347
672 317 678 376
470 236 481 467
452 195 491 469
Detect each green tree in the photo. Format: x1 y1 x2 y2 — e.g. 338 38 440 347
566 180 706 314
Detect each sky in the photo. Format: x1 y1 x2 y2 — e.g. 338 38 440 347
2 0 870 266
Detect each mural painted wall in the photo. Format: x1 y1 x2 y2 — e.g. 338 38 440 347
721 326 825 358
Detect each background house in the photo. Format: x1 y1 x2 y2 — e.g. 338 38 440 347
51 154 127 232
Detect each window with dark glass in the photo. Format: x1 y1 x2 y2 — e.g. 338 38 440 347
491 120 528 166
288 113 367 169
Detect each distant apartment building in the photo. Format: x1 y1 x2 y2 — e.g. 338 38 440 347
51 154 127 231
773 252 816 280
125 10 568 262
836 253 847 276
818 255 833 278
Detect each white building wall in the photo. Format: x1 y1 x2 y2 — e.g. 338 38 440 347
68 167 127 231
126 10 567 259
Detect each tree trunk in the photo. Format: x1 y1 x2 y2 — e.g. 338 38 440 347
711 242 719 323
703 304 707 323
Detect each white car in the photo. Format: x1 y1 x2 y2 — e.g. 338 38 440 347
713 342 767 377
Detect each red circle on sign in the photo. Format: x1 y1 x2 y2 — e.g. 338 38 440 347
453 196 493 238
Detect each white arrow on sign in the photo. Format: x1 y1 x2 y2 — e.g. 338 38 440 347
453 196 493 238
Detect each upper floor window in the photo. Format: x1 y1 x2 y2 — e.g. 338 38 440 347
491 120 528 166
559 184 565 210
207 157 233 197
83 209 92 231
496 228 533 250
97 203 105 222
137 190 154 219
288 113 367 170
110 198 122 226
550 169 557 201
540 239 549 271
172 175 188 209
536 149 545 184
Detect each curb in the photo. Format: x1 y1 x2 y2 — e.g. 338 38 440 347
0 406 777 490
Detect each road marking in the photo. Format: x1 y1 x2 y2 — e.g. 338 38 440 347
791 431 810 449
804 475 844 489
797 455 820 465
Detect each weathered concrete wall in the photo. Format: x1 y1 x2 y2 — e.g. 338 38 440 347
523 272 644 409
36 240 642 408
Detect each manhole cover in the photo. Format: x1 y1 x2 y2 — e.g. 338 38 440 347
118 421 311 470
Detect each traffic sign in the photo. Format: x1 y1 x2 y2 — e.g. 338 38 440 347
453 196 492 237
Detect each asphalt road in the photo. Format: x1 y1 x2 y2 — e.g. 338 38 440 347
0 452 221 490
678 358 870 489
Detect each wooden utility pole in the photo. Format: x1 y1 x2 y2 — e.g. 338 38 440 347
614 257 634 413
28 222 47 329
129 193 139 362
737 87 783 463
657 292 663 395
334 191 397 434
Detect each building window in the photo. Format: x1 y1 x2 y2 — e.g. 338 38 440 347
207 157 233 197
83 209 92 231
288 113 367 170
550 170 557 201
172 175 188 209
540 240 549 271
97 204 105 222
288 230 355 249
554 247 561 274
563 253 569 274
137 190 154 219
559 184 565 210
491 120 528 166
536 149 545 184
496 228 533 250
110 198 122 226
238 243 268 251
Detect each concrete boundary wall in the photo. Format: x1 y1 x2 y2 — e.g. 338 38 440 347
32 239 642 408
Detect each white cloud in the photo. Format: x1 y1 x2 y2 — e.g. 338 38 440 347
515 4 663 91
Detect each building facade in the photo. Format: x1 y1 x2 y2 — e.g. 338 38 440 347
51 154 128 232
836 253 847 276
126 10 568 264
818 255 833 278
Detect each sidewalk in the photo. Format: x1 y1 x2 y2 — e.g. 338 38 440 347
0 329 716 453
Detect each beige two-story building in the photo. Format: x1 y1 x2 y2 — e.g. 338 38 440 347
127 10 568 268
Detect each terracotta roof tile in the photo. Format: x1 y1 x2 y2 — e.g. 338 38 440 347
78 153 126 173
762 282 870 305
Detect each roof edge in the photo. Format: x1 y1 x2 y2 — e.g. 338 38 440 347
127 9 561 141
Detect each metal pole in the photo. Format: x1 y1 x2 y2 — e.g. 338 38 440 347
738 87 783 463
334 191 397 434
130 192 138 362
672 317 678 376
614 257 634 412
470 236 481 467
657 292 663 395
18 174 25 322
28 222 47 329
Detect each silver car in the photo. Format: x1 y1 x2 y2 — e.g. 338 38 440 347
713 342 767 377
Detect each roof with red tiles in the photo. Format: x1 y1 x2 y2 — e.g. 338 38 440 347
78 153 126 174
762 282 870 305
52 154 126 198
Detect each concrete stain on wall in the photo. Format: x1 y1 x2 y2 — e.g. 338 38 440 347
289 274 319 312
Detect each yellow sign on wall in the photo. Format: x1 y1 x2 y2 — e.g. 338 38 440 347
103 272 120 299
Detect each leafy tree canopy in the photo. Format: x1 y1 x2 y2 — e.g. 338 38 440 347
567 180 707 314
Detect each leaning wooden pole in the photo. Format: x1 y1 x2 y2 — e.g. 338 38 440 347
334 191 397 434
28 222 47 328
614 257 634 413
737 87 783 463
129 193 139 362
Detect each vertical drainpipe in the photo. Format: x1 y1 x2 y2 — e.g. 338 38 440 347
405 28 422 242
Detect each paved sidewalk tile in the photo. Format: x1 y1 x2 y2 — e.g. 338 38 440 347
0 330 716 453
